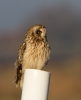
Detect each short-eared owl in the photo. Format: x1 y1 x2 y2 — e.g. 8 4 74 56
14 24 51 89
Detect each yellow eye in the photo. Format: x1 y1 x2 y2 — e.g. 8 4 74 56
36 30 42 34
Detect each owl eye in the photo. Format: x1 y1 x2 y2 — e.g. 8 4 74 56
36 30 42 34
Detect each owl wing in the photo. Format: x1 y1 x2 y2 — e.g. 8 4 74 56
14 42 26 86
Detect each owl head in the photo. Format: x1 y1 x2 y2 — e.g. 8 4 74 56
26 24 46 40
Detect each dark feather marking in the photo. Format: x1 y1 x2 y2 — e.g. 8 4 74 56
15 64 22 83
14 42 26 84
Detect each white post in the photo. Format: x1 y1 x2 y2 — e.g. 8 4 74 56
21 69 51 100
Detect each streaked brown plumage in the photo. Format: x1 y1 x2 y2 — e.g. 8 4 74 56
14 24 51 89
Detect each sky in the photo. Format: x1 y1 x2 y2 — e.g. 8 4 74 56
0 0 81 30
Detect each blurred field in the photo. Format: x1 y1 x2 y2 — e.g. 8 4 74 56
0 56 81 100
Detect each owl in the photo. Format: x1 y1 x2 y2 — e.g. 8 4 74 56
14 24 51 89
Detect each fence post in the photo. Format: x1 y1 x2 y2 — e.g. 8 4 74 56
21 69 51 100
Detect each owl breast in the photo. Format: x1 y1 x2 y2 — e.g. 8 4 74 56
22 42 50 71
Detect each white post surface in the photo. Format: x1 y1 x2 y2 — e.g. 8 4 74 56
21 69 51 100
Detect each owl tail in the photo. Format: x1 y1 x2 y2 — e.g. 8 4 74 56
13 77 22 89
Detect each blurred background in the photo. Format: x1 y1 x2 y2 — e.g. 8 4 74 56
0 0 81 100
